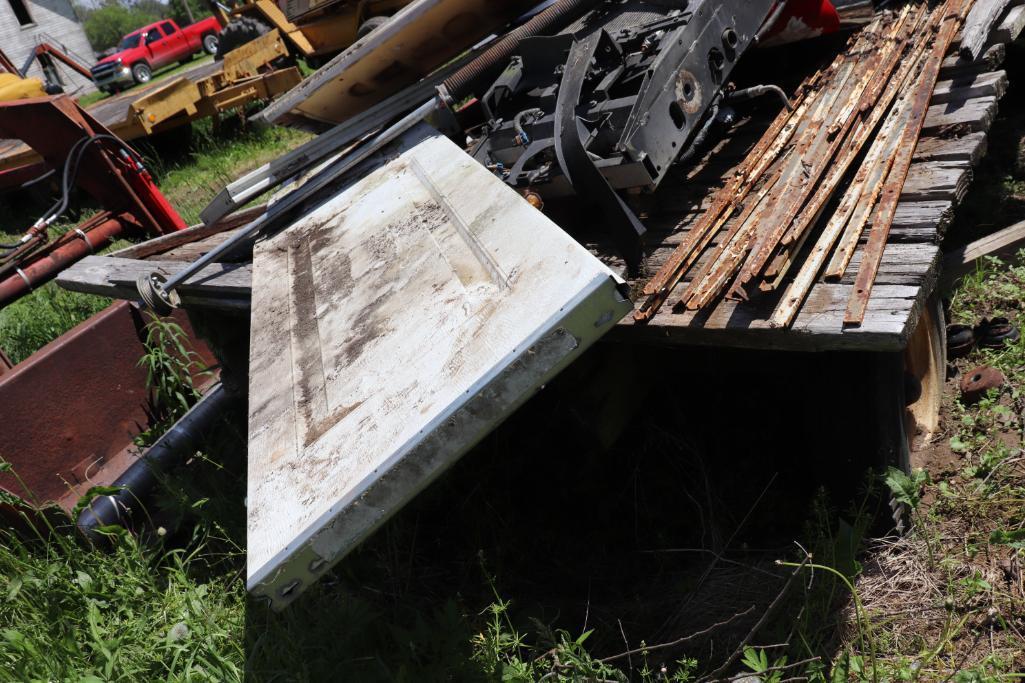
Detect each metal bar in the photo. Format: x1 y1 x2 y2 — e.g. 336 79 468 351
632 66 826 320
845 0 971 326
150 99 437 304
726 9 911 299
0 213 132 308
200 79 439 226
769 74 915 327
760 9 929 294
683 52 865 309
76 383 234 542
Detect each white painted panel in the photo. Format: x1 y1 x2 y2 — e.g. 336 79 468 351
247 129 631 608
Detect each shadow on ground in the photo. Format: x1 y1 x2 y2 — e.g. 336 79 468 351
240 343 897 680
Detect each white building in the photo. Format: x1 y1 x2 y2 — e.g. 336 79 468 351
0 0 96 92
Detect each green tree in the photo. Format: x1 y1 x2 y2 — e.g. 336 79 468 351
80 1 164 52
167 0 210 26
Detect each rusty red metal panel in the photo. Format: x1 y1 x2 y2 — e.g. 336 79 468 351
0 213 131 308
0 96 185 235
0 301 215 515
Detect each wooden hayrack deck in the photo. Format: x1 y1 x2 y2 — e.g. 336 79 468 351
593 5 1025 352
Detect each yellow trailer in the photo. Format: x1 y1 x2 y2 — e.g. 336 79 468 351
0 31 301 174
215 0 412 66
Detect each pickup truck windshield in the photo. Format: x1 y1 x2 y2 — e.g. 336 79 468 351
119 33 141 50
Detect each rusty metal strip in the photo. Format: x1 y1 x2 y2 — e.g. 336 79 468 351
711 55 866 302
845 0 971 326
769 65 918 328
725 9 914 300
676 53 867 310
674 171 781 311
632 62 834 320
634 94 811 318
761 9 930 294
776 5 925 250
821 49 926 280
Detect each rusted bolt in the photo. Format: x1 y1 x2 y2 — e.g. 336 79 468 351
521 190 544 210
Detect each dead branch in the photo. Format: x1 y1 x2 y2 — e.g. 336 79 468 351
599 606 756 665
698 553 811 682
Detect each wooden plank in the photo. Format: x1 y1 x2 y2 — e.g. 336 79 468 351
840 243 941 286
940 43 1005 79
913 132 987 164
892 200 955 232
157 229 245 262
992 4 1025 43
617 284 923 352
922 95 998 135
931 70 1007 104
960 0 1013 60
56 256 252 310
901 160 973 202
112 204 266 261
940 219 1025 287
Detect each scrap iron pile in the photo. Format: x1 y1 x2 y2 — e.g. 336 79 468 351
635 0 974 328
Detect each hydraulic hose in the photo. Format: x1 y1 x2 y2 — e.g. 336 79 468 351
441 0 599 102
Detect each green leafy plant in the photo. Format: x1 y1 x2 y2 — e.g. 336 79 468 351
884 468 930 510
136 313 205 444
989 528 1025 550
741 647 787 683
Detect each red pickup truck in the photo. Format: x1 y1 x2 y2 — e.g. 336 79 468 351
90 17 223 93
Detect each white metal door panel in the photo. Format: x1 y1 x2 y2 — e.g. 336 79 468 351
247 129 631 608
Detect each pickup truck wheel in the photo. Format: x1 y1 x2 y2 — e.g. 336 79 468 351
202 33 219 55
131 62 152 84
215 17 270 60
357 16 389 38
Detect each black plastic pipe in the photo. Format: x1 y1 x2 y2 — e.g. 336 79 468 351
76 383 234 542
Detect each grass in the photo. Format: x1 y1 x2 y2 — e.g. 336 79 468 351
76 54 217 109
0 114 309 363
0 517 246 682
816 254 1025 682
0 313 246 682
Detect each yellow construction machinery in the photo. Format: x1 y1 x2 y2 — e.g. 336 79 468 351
0 50 46 102
213 0 413 66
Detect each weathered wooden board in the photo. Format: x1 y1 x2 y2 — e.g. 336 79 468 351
940 43 1005 79
112 204 266 261
931 70 1007 104
941 218 1025 287
257 0 535 127
57 256 252 310
247 129 631 609
991 3 1025 43
960 0 1014 60
616 284 925 351
923 95 999 134
913 132 987 164
901 160 973 203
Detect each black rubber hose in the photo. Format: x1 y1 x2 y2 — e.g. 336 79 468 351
76 383 235 543
442 0 599 101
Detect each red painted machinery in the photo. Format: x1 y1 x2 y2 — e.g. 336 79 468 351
0 95 186 308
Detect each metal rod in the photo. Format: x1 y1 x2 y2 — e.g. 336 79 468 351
153 99 437 301
201 80 440 226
